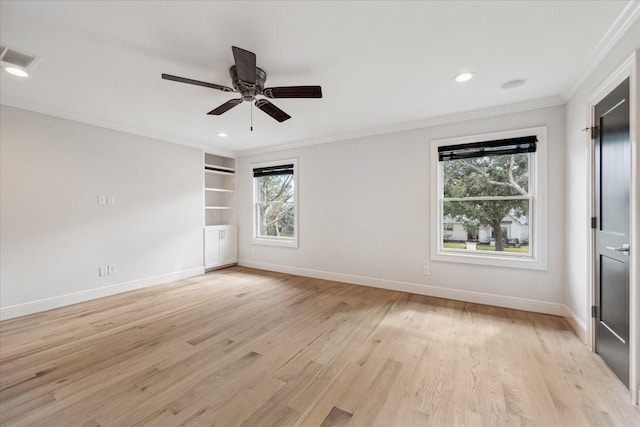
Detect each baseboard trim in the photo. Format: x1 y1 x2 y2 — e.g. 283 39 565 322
0 267 205 320
562 305 589 344
238 260 567 316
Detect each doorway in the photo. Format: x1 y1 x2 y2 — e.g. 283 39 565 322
593 77 631 388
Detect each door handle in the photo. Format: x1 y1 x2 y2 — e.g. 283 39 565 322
605 244 630 254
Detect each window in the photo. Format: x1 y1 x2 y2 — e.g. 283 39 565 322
252 159 298 247
431 127 547 269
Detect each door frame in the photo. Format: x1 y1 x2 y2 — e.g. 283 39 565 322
587 50 639 403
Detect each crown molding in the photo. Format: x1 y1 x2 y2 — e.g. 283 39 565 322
2 94 566 160
236 96 565 157
0 97 235 158
563 0 640 100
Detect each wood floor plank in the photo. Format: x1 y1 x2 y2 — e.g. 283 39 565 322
1 266 639 426
318 406 352 427
204 376 286 427
296 361 362 427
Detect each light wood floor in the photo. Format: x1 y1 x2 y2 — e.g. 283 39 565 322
1 267 639 427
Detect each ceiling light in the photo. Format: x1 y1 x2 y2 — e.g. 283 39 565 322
454 72 474 82
1 45 38 77
217 132 227 137
4 66 28 77
501 78 527 89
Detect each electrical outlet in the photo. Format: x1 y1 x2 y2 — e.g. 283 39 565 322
108 264 117 275
423 266 430 276
107 196 115 205
99 266 107 277
98 195 107 205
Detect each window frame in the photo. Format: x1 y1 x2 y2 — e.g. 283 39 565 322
252 158 299 248
430 127 548 270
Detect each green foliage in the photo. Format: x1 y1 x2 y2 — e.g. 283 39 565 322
443 153 529 198
476 244 529 253
443 153 529 251
443 242 467 249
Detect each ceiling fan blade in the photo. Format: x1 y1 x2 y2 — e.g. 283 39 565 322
255 99 291 122
207 99 243 115
162 74 234 92
232 46 256 84
263 86 323 99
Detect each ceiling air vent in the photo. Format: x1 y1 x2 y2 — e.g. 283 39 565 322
1 45 38 69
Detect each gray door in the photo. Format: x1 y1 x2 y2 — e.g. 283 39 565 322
594 77 631 388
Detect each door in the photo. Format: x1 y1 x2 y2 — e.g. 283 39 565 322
594 77 631 388
204 227 222 269
220 226 238 265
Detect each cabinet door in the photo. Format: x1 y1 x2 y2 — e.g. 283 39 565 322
220 226 238 265
204 228 222 269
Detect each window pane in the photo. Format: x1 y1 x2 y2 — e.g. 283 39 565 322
442 199 530 254
257 174 294 203
443 153 529 198
258 202 295 238
255 173 295 240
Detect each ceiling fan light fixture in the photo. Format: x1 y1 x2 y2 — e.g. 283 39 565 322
4 66 29 77
454 72 474 82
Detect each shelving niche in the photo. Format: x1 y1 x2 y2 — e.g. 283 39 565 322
204 153 236 227
204 153 237 269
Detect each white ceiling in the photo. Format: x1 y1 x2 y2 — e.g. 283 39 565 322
0 1 635 155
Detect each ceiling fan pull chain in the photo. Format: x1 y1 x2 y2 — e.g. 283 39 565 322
251 101 254 132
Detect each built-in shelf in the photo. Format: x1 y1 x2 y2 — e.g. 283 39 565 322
204 163 235 172
205 187 234 193
205 169 234 176
203 153 237 269
204 153 236 228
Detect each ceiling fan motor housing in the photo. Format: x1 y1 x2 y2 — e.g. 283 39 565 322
230 65 266 101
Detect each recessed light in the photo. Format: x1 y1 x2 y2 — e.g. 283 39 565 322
4 66 29 77
454 72 474 82
501 78 527 89
217 132 227 137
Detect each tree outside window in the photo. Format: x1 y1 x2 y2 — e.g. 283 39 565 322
442 152 531 254
256 173 294 238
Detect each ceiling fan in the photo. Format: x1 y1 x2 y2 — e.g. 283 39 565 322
162 46 322 123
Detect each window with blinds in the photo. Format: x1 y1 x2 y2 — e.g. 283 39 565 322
252 160 298 247
430 128 548 269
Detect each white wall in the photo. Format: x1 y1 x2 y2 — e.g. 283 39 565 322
237 105 566 315
0 106 204 319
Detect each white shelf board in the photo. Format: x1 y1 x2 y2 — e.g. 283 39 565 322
205 187 234 193
205 169 234 176
205 206 234 210
204 163 234 170
205 163 235 172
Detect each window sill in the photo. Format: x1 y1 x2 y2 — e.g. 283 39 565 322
432 249 547 270
252 238 298 248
